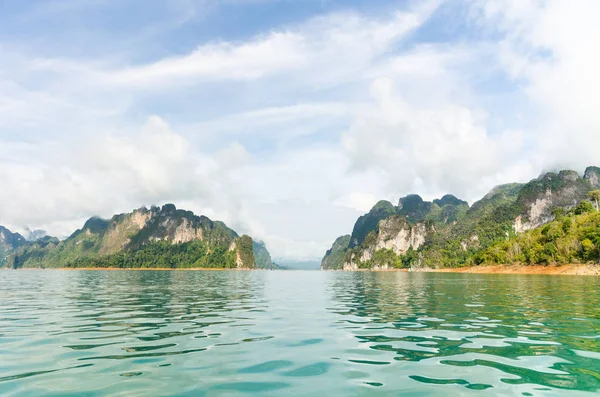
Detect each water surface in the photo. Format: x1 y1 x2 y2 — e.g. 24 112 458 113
1 270 599 396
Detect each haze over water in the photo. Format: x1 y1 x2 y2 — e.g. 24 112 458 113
1 270 599 396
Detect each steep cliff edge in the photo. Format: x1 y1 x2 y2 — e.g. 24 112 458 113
323 193 465 270
343 216 430 270
513 170 592 233
584 166 600 188
349 200 397 248
253 240 280 269
321 235 351 270
9 204 265 269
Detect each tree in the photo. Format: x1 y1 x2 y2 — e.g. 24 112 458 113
575 200 594 215
551 207 566 219
582 239 596 261
588 190 600 211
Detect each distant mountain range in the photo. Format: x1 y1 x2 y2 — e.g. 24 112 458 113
2 204 274 270
274 259 321 270
322 166 600 270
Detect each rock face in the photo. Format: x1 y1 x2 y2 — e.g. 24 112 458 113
513 189 554 233
10 204 262 269
584 166 600 188
343 216 428 270
323 193 468 271
375 216 427 254
513 170 593 232
349 201 396 248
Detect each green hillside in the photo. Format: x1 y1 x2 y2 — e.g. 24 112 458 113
8 204 265 269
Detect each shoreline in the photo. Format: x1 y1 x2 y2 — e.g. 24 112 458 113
7 264 600 275
10 267 256 271
332 264 600 275
428 264 600 276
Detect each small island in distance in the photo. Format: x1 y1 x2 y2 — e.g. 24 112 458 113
321 166 600 274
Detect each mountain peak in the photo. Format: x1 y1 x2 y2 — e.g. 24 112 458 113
82 217 110 234
433 194 468 208
584 166 600 188
370 200 395 212
398 194 424 210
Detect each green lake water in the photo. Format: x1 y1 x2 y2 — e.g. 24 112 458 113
1 270 599 396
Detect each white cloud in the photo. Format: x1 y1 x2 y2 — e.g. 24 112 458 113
341 78 532 202
472 0 600 171
0 116 206 229
109 32 307 86
92 1 442 89
188 102 350 141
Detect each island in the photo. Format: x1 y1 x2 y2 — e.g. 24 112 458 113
1 204 275 270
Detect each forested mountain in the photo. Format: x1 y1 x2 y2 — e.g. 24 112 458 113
5 204 273 270
322 167 600 270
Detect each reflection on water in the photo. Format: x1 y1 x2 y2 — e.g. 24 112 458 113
0 270 599 396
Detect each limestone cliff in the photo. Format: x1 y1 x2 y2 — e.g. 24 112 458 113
322 193 468 270
349 200 396 248
513 170 593 233
10 204 259 269
375 216 428 253
584 166 600 188
343 216 429 270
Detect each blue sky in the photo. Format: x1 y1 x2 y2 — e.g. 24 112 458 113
1 0 599 259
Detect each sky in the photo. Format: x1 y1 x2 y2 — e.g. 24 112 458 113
1 0 599 260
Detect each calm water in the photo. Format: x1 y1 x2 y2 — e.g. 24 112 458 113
1 271 599 396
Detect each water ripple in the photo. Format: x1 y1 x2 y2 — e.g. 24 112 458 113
0 270 599 395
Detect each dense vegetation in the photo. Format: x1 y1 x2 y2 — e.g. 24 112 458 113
356 247 418 270
236 235 255 268
321 235 351 270
57 241 238 269
474 201 600 265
